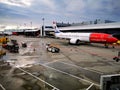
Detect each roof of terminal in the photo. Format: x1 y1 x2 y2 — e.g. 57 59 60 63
45 22 120 31
60 22 120 30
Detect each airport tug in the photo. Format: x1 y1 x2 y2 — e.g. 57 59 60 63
113 51 120 62
2 39 19 53
46 43 60 53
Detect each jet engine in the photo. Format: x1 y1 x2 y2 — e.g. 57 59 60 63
69 39 80 44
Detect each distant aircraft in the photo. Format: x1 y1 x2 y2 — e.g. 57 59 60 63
53 22 118 48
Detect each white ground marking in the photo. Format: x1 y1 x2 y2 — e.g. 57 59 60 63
0 84 6 90
86 83 94 90
45 59 103 75
37 63 100 87
44 59 62 65
17 67 60 90
59 61 104 74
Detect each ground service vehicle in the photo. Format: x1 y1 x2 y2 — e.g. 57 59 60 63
117 40 120 45
46 43 60 53
113 51 120 62
0 36 9 44
2 39 19 53
113 57 120 62
21 42 27 48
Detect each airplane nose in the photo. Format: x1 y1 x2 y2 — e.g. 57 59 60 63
107 37 118 43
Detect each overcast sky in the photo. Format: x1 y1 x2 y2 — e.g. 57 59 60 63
0 0 120 27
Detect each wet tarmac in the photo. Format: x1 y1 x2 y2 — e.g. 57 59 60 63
0 36 120 90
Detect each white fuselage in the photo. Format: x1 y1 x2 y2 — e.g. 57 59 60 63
55 32 91 42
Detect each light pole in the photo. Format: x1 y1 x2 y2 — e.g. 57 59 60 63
42 18 45 37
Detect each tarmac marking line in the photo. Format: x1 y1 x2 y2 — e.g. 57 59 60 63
44 60 103 75
17 67 60 90
59 61 104 74
44 60 58 65
44 59 62 65
0 84 6 90
38 63 100 87
86 83 94 90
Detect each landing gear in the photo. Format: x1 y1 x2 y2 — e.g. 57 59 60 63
76 40 81 45
104 44 115 48
105 44 109 48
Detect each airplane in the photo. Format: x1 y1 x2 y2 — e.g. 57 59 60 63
53 22 118 48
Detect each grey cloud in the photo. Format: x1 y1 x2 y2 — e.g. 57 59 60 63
0 0 32 7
